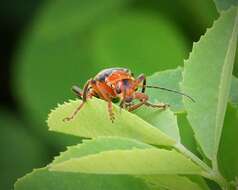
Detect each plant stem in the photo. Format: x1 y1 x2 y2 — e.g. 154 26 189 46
212 157 230 190
174 143 229 190
174 143 211 173
212 156 219 173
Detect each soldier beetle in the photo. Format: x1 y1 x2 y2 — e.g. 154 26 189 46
63 67 194 122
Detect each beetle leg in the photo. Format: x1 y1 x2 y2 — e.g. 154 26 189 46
119 100 123 113
128 92 148 111
107 101 115 122
63 79 91 122
101 96 115 123
119 99 126 109
144 101 168 109
128 92 168 112
135 74 146 93
63 102 86 122
128 101 146 112
92 81 115 122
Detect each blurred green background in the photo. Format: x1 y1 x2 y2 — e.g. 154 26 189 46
0 0 237 189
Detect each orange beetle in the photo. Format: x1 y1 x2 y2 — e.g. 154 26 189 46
64 67 194 122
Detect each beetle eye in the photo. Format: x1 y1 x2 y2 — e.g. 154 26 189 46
116 87 121 94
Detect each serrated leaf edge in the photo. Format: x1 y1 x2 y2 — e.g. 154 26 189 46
51 136 154 165
50 148 204 175
181 7 238 160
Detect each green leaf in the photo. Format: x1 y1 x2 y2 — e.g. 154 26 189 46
213 0 238 11
229 75 238 107
14 168 150 190
234 42 238 76
142 175 209 190
135 108 180 142
51 148 204 175
146 67 237 114
218 104 238 180
47 98 175 146
181 7 238 161
186 176 211 190
52 137 152 165
145 67 236 114
16 137 205 190
177 113 200 155
146 67 185 113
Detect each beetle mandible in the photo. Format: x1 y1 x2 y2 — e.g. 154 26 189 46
63 67 194 122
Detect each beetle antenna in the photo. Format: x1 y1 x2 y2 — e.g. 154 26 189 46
145 85 195 102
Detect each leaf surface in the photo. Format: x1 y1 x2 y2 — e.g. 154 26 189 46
218 104 238 180
229 75 238 107
181 7 238 160
142 175 209 190
145 67 237 113
135 108 180 142
177 113 199 155
52 137 152 165
146 67 185 113
47 98 175 146
14 168 150 190
51 148 203 175
52 137 206 190
213 0 238 11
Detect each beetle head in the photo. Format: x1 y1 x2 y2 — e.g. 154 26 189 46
115 79 139 104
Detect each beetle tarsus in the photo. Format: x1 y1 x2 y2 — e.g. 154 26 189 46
63 101 85 122
63 116 73 122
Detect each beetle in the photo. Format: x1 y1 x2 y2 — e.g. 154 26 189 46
63 67 194 122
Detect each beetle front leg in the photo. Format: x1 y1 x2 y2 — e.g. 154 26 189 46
128 92 168 112
63 79 91 122
63 101 86 122
100 95 115 123
128 101 146 112
144 101 168 109
128 92 148 112
92 81 116 123
107 101 115 122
